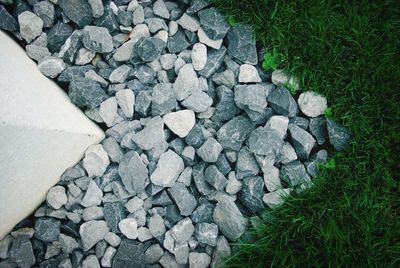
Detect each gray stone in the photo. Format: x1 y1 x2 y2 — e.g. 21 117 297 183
163 110 196 138
118 218 138 239
38 56 66 78
75 48 96 65
174 242 189 265
168 183 198 216
187 0 211 14
59 30 83 64
146 18 168 33
159 252 185 268
298 91 327 117
135 90 152 117
79 220 109 251
102 137 123 163
181 91 213 113
34 218 60 242
100 246 116 267
138 227 153 242
145 244 164 264
177 13 200 32
204 165 228 191
83 144 110 177
213 196 247 241
309 116 328 145
135 65 156 84
271 69 299 89
211 236 231 268
104 202 126 233
59 0 93 27
47 185 68 209
47 22 73 54
109 65 131 83
227 23 258 65
197 137 223 163
82 26 113 53
197 27 223 49
0 235 13 259
33 1 55 28
151 83 177 116
238 176 265 213
238 64 261 83
279 142 297 165
170 218 195 243
288 123 316 159
195 223 218 246
82 255 100 268
263 188 291 209
149 214 166 237
290 116 309 130
191 43 207 71
81 179 103 207
185 124 205 149
217 115 254 151
167 29 190 54
212 69 236 88
59 233 79 254
327 119 352 151
248 127 284 157
118 151 147 194
153 0 169 19
197 7 229 40
113 41 135 62
132 5 144 25
18 11 43 43
281 160 311 187
0 5 18 31
212 86 241 122
160 53 177 70
198 46 227 78
69 77 107 109
112 239 147 268
82 206 104 221
215 153 231 175
234 84 267 114
173 63 199 101
133 116 165 150
226 172 242 194
265 115 289 138
268 86 299 117
191 202 215 223
189 252 211 268
9 236 35 268
88 0 104 18
135 37 165 62
236 146 259 179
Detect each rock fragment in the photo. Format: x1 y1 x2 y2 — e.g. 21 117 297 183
298 91 327 117
151 150 184 187
79 220 109 251
197 137 223 163
163 110 196 138
82 26 113 53
82 144 110 177
18 11 43 43
47 186 68 209
327 119 352 151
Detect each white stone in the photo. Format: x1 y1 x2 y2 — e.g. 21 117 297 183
225 172 242 195
38 56 66 78
263 189 291 209
104 232 121 247
153 0 170 19
163 110 196 138
80 179 103 207
238 64 261 83
150 150 184 187
154 30 168 43
118 218 138 239
46 186 67 209
169 21 178 36
82 255 100 268
88 0 104 18
125 196 144 213
298 91 328 117
99 97 118 127
262 165 282 192
280 142 297 164
75 48 96 65
101 246 117 267
79 220 109 251
82 144 110 177
113 41 136 62
129 24 150 43
173 64 199 101
160 53 177 70
191 43 207 71
115 89 135 118
265 115 289 138
177 13 200 32
271 69 299 89
18 11 43 43
198 28 223 49
137 227 153 242
127 0 139 11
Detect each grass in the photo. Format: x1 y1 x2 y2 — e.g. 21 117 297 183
213 0 400 267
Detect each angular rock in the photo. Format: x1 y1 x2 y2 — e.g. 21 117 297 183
47 186 68 209
248 127 284 157
18 11 43 43
0 5 18 31
82 255 100 268
191 202 215 223
104 202 126 233
288 123 316 159
238 176 265 213
82 26 113 53
163 110 196 138
69 77 107 109
160 53 177 70
181 91 213 112
177 13 200 32
112 239 147 268
88 0 104 18
189 252 211 268
81 179 103 207
82 144 110 177
82 206 104 221
265 115 289 139
151 83 177 116
9 236 35 268
212 69 236 88
195 223 218 246
227 23 258 65
148 214 166 237
153 0 169 19
59 0 93 27
79 220 109 251
263 188 291 209
268 86 299 117
168 183 198 216
116 89 135 118
47 22 73 53
151 150 184 187
145 244 164 264
167 29 190 54
133 116 165 150
212 86 241 122
99 97 118 127
281 160 311 187
135 90 152 117
198 46 227 78
204 165 228 191
309 116 328 145
197 137 223 163
191 43 207 71
211 236 231 268
187 0 211 14
170 218 195 243
327 119 352 151
113 41 135 62
238 64 261 83
225 172 242 194
298 91 327 118
217 115 254 152
118 218 138 239
197 7 229 40
236 146 260 179
135 37 165 62
234 84 267 114
35 218 60 242
38 56 66 78
109 65 131 83
173 63 199 101
33 1 55 28
75 48 96 65
197 27 223 49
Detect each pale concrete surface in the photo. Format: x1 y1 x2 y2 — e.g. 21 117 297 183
0 30 105 239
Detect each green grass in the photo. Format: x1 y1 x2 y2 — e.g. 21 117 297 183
213 0 400 267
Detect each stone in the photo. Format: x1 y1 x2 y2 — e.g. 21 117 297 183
226 172 242 194
133 116 165 150
248 127 284 157
79 220 109 251
191 202 215 223
0 6 18 31
198 46 227 78
151 150 184 187
102 138 122 164
109 65 131 83
47 22 73 53
82 206 103 221
265 115 289 138
38 56 66 78
159 252 184 268
100 246 115 267
174 242 189 264
170 218 195 243
34 218 60 242
268 86 299 117
198 27 223 49
146 18 168 33
151 83 177 116
145 244 164 264
187 0 211 14
271 69 299 89
281 160 311 187
298 91 327 117
177 13 200 32
0 235 13 259
238 64 261 83
83 144 110 177
211 236 231 268
82 255 100 268
113 41 135 62
160 54 177 70
153 0 169 19
168 183 198 216
135 90 152 117
288 124 316 159
132 5 144 25
234 84 267 114
9 236 35 268
18 11 43 43
212 69 236 88
263 189 291 209
163 110 196 138
173 63 199 101
124 197 143 213
135 65 156 84
59 0 93 27
167 29 190 54
238 176 265 213
59 233 79 254
88 0 104 18
115 90 135 118
212 86 241 122
25 44 51 61
309 116 328 145
217 115 254 151
82 26 113 53
236 146 259 179
197 7 229 40
112 239 147 268
137 227 153 242
227 23 258 65
135 37 165 62
69 77 108 109
181 91 213 113
33 1 55 28
204 165 228 191
263 165 282 192
80 179 103 207
213 196 247 241
75 48 96 65
47 186 68 209
279 142 298 165
104 202 126 233
118 218 138 239
327 119 352 151
195 223 218 246
290 116 309 130
149 214 166 237
192 43 207 71
189 252 211 268
197 137 223 163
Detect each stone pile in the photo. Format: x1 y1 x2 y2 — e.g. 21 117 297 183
0 0 351 267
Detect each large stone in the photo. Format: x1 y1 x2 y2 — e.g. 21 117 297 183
88 0 104 18
82 144 110 177
234 84 267 114
197 7 229 40
265 115 289 138
112 239 147 268
163 110 196 138
281 160 311 187
236 146 259 179
38 56 66 78
69 77 108 109
213 196 247 241
116 89 135 118
9 236 35 268
191 202 215 223
309 116 328 145
34 218 60 242
18 11 43 43
189 253 211 268
153 0 169 18
109 65 131 83
82 25 113 53
173 63 199 101
168 183 198 216
197 27 223 49
204 165 228 191
47 22 73 53
0 5 18 31
268 86 299 117
177 13 200 32
238 64 261 83
198 46 227 78
47 185 68 209
181 91 213 113
133 116 165 150
118 151 148 195
248 127 284 157
79 220 109 251
288 123 316 159
148 214 166 237
217 115 254 151
135 37 165 62
33 1 55 28
83 255 100 268
119 218 138 239
238 176 265 213
103 202 126 233
170 218 195 243
195 223 218 246
167 29 190 54
151 83 177 116
59 0 93 27
150 150 184 187
80 179 103 207
145 244 164 264
327 119 352 151
191 43 207 71
227 23 258 65
298 91 327 117
197 137 223 163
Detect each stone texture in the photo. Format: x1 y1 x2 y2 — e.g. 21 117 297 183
234 84 267 114
151 83 177 116
197 7 229 40
327 119 352 151
109 65 131 83
82 144 110 177
212 86 241 122
197 137 223 163
135 37 165 62
195 223 218 246
104 202 126 233
148 214 166 237
80 179 103 207
170 218 195 243
227 23 257 65
177 13 200 32
281 160 311 187
217 115 254 151
18 11 43 43
181 91 213 113
191 43 207 71
173 63 199 101
168 183 198 216
112 239 147 268
236 146 259 179
263 189 291 209
116 89 135 118
238 64 261 83
133 116 165 150
189 252 211 268
0 5 18 31
118 218 138 239
248 127 284 157
82 26 113 53
268 86 299 117
79 220 109 251
69 77 108 109
204 165 228 191
298 91 327 117
198 46 226 78
59 0 93 27
34 218 60 242
9 236 35 268
288 123 316 159
163 110 196 138
47 186 68 209
118 151 148 195
238 176 265 213
33 1 55 28
151 150 184 187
